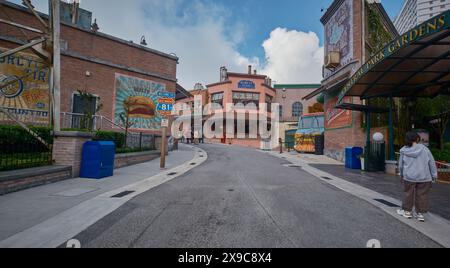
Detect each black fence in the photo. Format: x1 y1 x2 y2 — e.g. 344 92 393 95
0 126 53 172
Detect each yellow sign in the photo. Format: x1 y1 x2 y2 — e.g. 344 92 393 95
0 48 50 125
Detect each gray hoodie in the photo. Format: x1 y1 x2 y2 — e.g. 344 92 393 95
399 144 438 183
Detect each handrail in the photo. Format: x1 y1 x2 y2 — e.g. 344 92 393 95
60 112 139 135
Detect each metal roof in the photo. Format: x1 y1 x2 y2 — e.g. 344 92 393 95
337 10 450 105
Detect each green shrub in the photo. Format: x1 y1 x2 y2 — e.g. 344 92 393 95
94 130 125 148
431 148 450 163
116 147 153 154
0 125 53 153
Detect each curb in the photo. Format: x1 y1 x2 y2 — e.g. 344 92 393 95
0 145 208 248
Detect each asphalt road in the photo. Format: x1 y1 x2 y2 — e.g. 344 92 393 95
73 144 441 248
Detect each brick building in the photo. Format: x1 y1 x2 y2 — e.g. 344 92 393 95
273 84 322 141
203 66 276 149
305 0 398 161
0 1 178 135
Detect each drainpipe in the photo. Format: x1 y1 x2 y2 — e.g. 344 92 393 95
365 111 371 170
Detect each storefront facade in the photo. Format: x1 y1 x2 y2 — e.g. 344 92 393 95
308 0 397 161
0 1 178 135
205 66 277 149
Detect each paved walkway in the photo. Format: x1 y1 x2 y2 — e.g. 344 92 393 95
0 144 197 244
310 163 450 221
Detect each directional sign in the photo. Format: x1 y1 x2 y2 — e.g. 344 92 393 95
161 119 169 127
156 103 173 111
158 97 175 104
157 91 176 99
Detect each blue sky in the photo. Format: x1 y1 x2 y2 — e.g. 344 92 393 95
9 0 406 87
221 0 404 61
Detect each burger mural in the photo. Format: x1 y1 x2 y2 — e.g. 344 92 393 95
114 74 165 130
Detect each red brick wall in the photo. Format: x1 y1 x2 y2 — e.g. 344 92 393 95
0 3 177 134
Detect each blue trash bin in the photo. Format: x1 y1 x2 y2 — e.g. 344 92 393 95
80 141 115 179
345 147 363 170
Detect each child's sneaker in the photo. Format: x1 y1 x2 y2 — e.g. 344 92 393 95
416 213 425 222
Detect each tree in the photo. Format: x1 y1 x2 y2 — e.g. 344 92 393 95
119 99 135 148
415 95 450 150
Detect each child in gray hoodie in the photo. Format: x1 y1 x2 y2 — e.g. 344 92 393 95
397 132 438 222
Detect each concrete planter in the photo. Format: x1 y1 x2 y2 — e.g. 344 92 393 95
114 150 160 169
385 160 398 175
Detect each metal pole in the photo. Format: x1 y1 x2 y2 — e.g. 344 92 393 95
160 126 167 169
365 111 371 170
51 0 61 132
388 96 395 160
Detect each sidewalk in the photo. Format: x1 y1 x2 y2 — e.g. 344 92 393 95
0 144 204 247
309 163 450 221
267 150 450 247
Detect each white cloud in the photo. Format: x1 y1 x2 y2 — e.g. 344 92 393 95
11 0 323 87
260 28 324 84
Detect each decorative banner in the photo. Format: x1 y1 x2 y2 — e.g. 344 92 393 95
114 74 167 130
238 80 256 89
324 95 353 129
0 48 50 125
323 0 353 79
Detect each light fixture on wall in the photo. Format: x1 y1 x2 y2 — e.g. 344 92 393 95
85 71 91 77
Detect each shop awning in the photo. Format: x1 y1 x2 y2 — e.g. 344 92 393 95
337 10 450 106
303 76 349 100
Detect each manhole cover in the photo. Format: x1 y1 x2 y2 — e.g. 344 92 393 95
374 199 400 208
228 189 234 192
199 155 204 157
111 191 135 198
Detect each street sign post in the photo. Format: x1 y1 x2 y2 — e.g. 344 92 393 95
157 92 175 169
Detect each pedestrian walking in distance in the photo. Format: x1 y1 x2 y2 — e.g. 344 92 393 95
397 131 438 222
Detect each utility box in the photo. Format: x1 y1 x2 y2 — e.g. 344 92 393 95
345 147 363 170
80 141 115 179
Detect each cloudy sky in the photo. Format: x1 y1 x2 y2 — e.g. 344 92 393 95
11 0 404 89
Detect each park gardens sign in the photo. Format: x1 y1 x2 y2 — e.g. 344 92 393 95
337 10 450 104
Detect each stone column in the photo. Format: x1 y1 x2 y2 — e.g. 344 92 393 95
52 131 94 178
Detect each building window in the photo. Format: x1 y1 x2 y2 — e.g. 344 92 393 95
265 94 273 112
232 92 260 108
211 92 224 106
292 102 303 118
279 105 283 119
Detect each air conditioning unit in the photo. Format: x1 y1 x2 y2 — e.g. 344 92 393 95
324 51 340 69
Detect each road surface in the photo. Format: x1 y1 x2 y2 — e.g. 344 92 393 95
73 144 440 248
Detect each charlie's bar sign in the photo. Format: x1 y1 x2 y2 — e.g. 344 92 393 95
337 10 450 104
238 80 256 89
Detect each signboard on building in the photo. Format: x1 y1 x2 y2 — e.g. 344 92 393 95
323 0 353 79
114 74 166 130
238 80 256 89
324 95 353 129
0 48 50 125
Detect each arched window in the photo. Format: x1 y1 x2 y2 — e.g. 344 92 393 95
292 102 303 118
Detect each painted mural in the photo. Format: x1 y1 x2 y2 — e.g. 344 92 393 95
114 74 166 130
0 48 50 125
324 0 353 78
324 95 353 129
